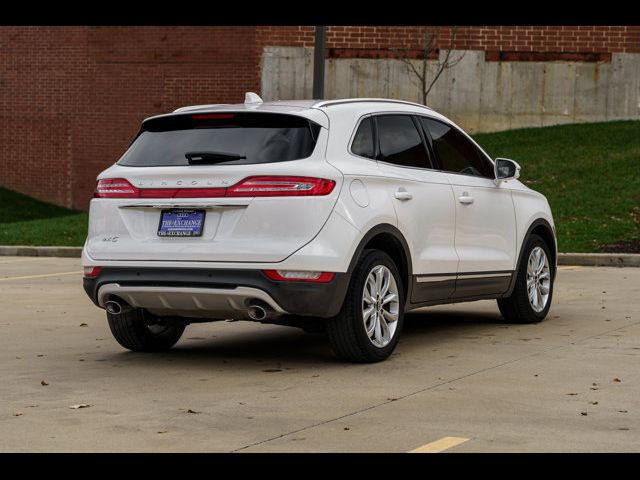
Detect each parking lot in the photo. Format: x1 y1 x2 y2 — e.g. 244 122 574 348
0 256 638 452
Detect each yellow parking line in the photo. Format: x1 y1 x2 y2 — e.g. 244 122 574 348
0 271 82 281
409 436 470 453
558 266 582 270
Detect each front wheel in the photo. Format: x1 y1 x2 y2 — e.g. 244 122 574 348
326 249 405 362
107 309 185 352
497 234 554 324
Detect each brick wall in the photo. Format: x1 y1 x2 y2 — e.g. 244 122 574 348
0 26 259 210
256 26 640 54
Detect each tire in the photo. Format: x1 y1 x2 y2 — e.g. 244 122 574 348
106 309 185 352
326 249 405 362
497 234 554 324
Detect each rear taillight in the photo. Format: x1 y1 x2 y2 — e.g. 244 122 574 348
227 176 336 197
95 179 139 198
83 266 101 277
263 270 335 282
95 176 335 199
139 187 227 198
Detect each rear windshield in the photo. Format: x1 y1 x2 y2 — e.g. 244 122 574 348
117 112 321 167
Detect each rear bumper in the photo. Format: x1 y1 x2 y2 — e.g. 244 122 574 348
83 267 350 319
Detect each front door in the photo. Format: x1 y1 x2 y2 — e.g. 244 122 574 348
419 117 517 299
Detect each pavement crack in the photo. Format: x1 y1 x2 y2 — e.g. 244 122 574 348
570 320 640 344
231 319 640 452
231 344 561 452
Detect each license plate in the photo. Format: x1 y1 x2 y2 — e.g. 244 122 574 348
158 209 205 237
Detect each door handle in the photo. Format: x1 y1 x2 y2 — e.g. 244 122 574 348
458 192 474 205
394 189 413 201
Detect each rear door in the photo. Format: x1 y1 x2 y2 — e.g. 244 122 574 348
419 117 517 298
85 112 342 263
371 114 458 303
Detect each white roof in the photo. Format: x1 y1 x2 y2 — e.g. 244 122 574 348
145 96 440 130
173 97 431 113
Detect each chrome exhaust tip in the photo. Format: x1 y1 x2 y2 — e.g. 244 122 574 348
247 304 267 321
104 296 132 315
105 300 122 315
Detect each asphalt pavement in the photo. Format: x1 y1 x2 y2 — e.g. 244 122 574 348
1 256 638 452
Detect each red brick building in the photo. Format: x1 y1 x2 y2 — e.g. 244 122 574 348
1 26 638 210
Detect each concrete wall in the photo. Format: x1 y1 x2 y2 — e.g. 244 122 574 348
261 47 640 133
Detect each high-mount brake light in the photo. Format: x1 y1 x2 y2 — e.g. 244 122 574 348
95 176 335 199
263 270 335 283
191 113 236 120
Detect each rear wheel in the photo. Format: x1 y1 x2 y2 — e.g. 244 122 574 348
497 234 554 324
327 249 404 362
107 309 185 352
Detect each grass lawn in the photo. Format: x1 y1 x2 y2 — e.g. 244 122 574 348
0 188 88 246
0 120 638 251
474 120 640 253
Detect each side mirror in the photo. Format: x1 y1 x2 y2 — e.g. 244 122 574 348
494 158 521 184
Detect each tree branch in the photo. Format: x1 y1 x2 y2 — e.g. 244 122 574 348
393 26 465 104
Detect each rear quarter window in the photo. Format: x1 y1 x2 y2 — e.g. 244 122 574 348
118 112 321 167
350 117 375 159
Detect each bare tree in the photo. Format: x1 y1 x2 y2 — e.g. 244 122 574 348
394 27 466 105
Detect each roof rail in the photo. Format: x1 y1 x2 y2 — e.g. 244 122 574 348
173 104 229 113
312 98 432 110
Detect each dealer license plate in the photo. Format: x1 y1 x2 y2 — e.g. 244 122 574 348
157 209 205 237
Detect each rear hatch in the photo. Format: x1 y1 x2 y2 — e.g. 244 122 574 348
85 111 342 263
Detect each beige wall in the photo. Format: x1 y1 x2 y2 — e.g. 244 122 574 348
261 47 640 133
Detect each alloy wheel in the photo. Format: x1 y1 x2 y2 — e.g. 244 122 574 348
526 246 551 312
362 265 400 347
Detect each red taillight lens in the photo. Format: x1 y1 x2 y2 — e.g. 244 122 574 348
95 179 139 198
263 270 335 283
94 176 335 199
139 188 227 198
227 176 336 197
83 266 101 277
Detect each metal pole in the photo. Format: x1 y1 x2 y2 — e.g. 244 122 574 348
313 26 326 99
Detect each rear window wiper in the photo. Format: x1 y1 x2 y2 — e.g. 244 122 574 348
185 151 247 165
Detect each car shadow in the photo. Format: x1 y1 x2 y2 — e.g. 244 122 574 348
102 308 509 368
404 308 506 331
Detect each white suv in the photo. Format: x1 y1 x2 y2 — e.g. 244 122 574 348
82 94 556 362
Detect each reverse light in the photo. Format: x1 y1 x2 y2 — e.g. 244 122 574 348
263 270 335 283
227 176 336 197
83 266 101 277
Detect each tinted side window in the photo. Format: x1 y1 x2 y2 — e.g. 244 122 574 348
376 115 430 169
421 118 493 178
351 117 375 159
